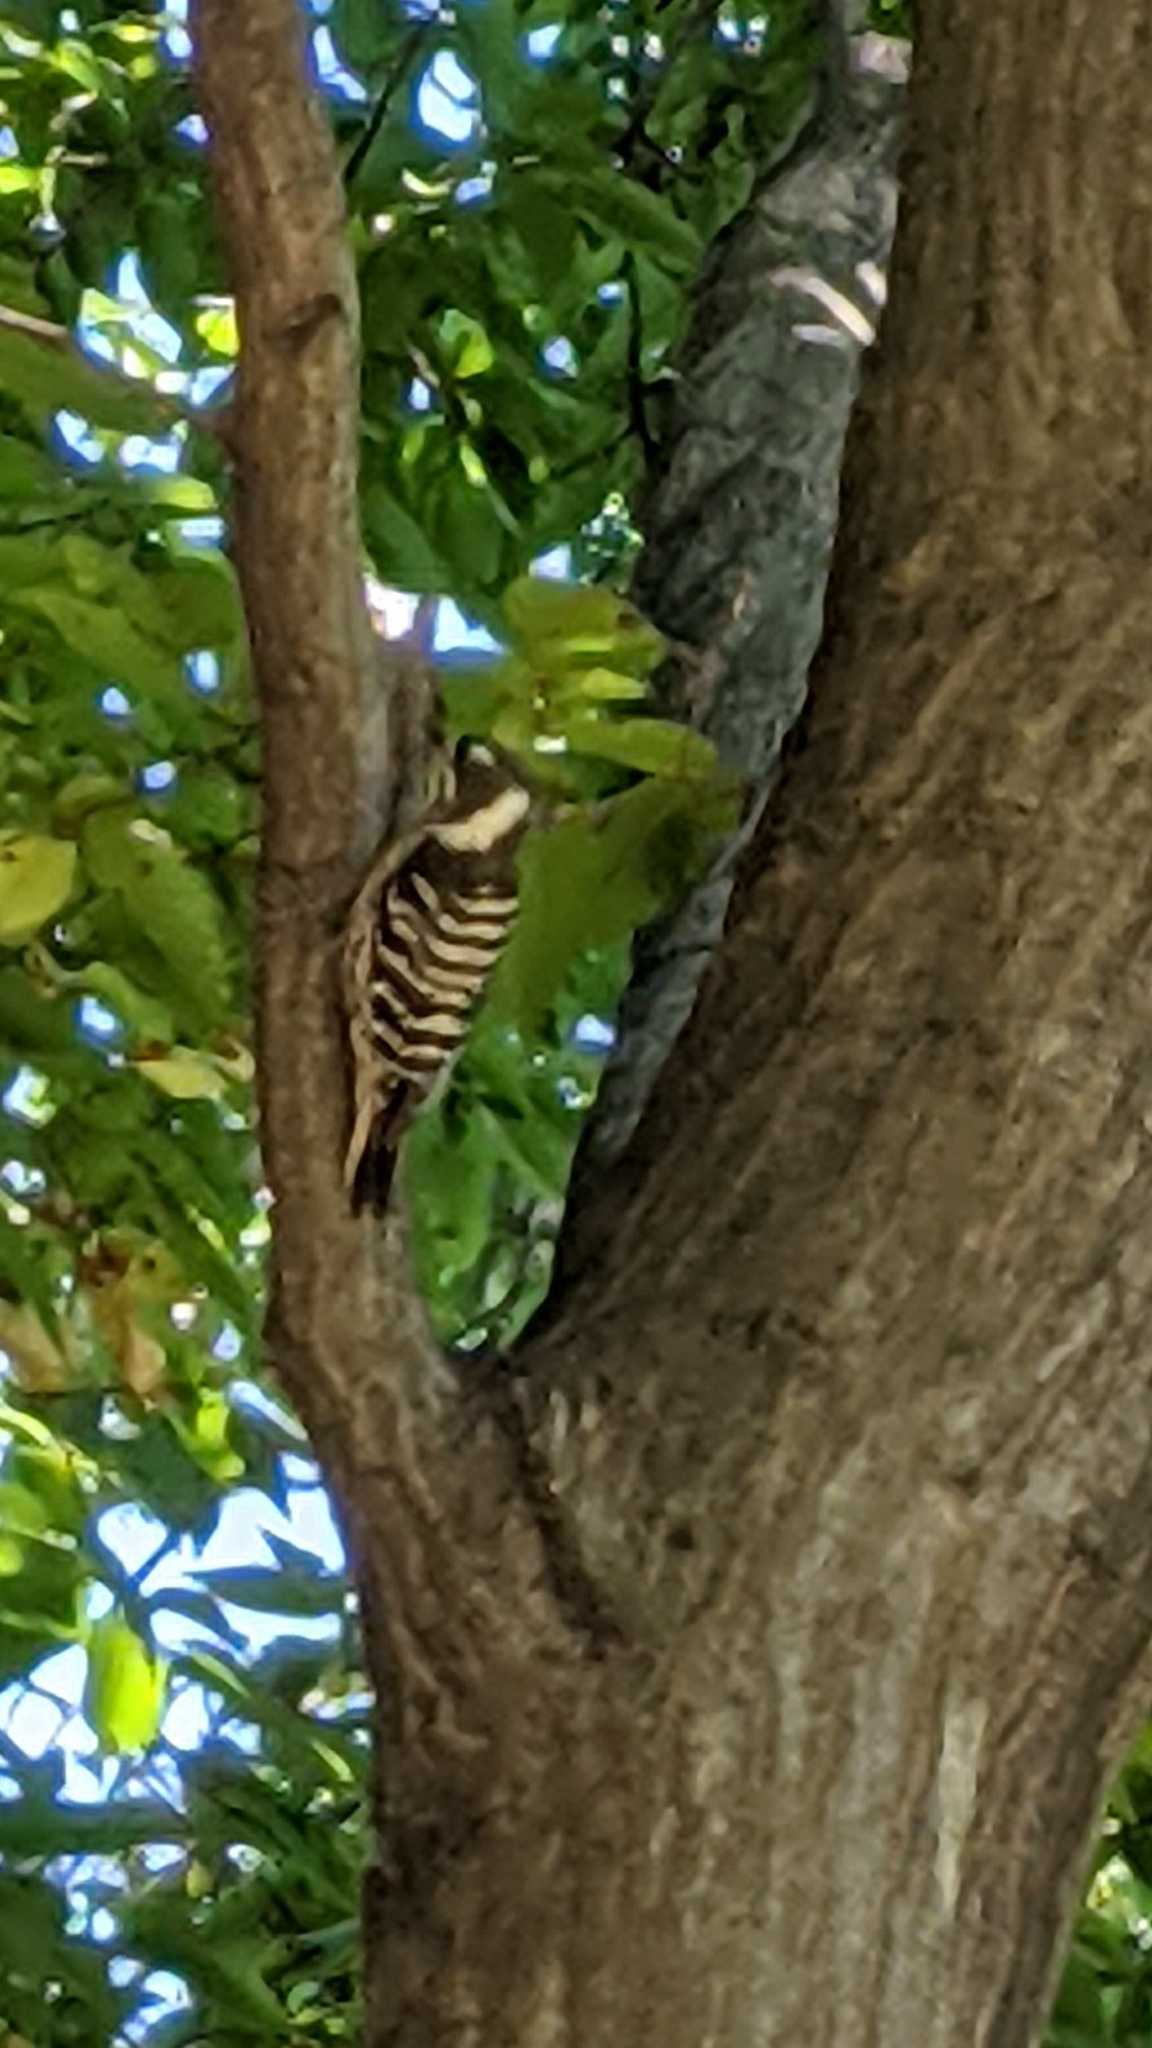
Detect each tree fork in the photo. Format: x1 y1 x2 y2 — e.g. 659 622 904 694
195 0 1152 2042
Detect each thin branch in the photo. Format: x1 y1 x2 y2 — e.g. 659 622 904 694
0 302 235 446
623 250 657 465
342 24 429 189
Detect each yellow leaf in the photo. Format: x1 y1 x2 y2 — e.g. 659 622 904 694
194 300 239 356
0 834 76 944
132 1048 227 1100
171 1388 244 1482
84 1613 168 1753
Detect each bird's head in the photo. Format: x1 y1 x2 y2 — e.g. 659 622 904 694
429 738 533 852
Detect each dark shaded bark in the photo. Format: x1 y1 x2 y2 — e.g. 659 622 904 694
577 4 906 1175
198 1 1152 2044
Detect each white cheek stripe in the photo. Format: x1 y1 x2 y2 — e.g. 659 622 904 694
432 786 530 850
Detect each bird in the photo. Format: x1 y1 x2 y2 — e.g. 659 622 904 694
342 740 531 1212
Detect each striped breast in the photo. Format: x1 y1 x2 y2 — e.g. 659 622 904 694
369 859 518 1086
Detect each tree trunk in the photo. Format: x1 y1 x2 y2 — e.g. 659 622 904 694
360 2 1152 2042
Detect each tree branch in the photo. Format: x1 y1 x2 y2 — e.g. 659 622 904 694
559 15 907 1228
190 21 609 1958
190 0 437 1449
342 24 429 189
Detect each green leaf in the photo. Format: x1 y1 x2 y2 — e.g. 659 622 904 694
0 1229 61 1348
139 557 246 656
473 1097 572 1198
136 1125 244 1238
82 810 233 1026
503 177 580 298
12 586 197 730
0 835 77 945
0 327 176 436
362 482 452 591
169 1387 245 1484
330 0 385 67
0 1480 51 1538
405 1111 502 1275
148 1199 257 1334
0 533 74 589
25 949 175 1045
0 1795 193 1858
501 575 664 675
440 307 495 379
194 1564 344 1618
7 1445 85 1538
84 1612 168 1753
0 433 71 501
435 469 506 587
561 713 720 779
492 776 730 1026
133 1049 228 1100
537 166 702 269
562 665 650 703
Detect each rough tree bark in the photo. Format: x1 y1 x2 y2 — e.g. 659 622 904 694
195 1 1152 2045
578 0 906 1174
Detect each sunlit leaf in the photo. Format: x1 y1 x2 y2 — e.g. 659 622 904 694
84 1612 169 1754
132 1048 228 1100
560 712 720 779
0 835 76 945
501 574 664 675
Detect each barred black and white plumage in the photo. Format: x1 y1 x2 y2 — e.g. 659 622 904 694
343 742 530 1211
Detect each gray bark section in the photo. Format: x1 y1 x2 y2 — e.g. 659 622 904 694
577 26 907 1175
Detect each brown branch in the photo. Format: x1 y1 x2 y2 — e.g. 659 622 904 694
189 5 592 1878
190 0 431 1444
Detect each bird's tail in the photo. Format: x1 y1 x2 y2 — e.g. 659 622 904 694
346 1089 411 1215
350 1142 396 1216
